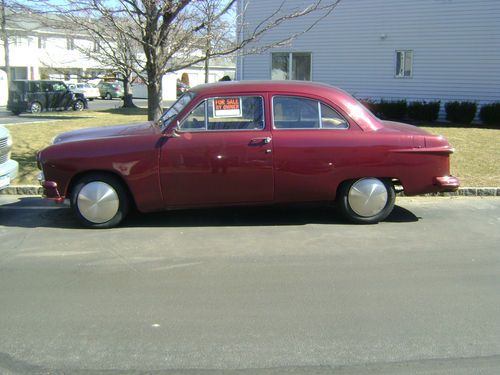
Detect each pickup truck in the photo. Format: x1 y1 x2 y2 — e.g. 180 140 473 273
0 126 18 190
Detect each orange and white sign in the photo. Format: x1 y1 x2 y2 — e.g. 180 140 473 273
213 97 242 117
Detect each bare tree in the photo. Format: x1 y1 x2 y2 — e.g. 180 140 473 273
29 0 341 121
194 0 235 84
0 0 10 83
69 18 143 108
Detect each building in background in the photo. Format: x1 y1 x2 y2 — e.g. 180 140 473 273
237 0 500 114
0 11 235 103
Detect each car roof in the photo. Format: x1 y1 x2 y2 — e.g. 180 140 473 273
190 80 348 96
189 80 383 131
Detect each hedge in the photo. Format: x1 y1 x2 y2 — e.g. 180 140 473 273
407 101 441 122
445 101 477 124
376 100 407 121
479 103 500 126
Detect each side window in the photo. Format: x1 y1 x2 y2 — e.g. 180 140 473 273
53 82 67 92
28 82 42 93
273 97 319 129
180 96 264 131
320 103 349 129
180 101 206 131
41 82 53 92
273 96 348 130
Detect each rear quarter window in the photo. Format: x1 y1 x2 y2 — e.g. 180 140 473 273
273 96 349 130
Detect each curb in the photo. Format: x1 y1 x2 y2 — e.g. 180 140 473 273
1 185 500 197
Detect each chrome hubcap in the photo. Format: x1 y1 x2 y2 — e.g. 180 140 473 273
77 181 119 223
348 178 388 217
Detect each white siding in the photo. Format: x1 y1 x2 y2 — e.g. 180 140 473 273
238 0 500 107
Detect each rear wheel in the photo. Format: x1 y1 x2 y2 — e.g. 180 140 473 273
105 92 112 100
337 178 395 224
30 101 42 114
71 173 130 228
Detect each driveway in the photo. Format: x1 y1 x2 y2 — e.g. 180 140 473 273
0 196 499 374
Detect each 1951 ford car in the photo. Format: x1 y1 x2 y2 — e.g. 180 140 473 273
37 81 459 228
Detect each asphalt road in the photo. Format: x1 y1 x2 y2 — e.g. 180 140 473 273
0 196 499 374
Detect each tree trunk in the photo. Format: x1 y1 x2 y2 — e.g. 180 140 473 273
204 51 210 84
122 76 136 108
147 76 163 121
1 0 10 84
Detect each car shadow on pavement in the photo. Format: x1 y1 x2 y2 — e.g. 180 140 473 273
0 197 419 229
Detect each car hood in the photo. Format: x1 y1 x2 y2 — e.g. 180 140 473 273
53 122 158 144
379 120 431 135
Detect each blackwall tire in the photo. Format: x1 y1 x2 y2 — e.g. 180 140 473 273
30 102 42 113
338 178 395 224
73 99 85 111
71 173 129 229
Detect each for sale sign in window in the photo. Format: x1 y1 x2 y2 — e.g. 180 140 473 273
213 97 242 117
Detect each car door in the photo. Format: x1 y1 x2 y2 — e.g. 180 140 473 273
271 95 355 202
52 81 72 109
159 94 274 207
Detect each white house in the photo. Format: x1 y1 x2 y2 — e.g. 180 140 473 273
0 12 106 82
237 0 500 112
0 11 235 102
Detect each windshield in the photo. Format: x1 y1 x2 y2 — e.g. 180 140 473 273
160 92 195 131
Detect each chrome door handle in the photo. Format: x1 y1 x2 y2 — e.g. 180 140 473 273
249 137 272 145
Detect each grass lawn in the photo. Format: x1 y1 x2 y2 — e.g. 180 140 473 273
7 108 147 185
422 126 500 187
6 108 500 187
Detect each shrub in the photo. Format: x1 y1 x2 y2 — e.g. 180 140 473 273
407 101 440 122
445 101 477 124
359 99 378 115
479 103 500 126
376 100 407 120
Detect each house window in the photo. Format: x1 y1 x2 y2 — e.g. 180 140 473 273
12 36 23 47
396 50 413 77
38 36 47 49
93 41 100 52
67 37 75 50
272 52 311 81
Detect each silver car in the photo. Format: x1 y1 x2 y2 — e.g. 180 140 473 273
67 83 100 101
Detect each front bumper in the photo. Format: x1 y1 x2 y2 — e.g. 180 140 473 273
0 159 19 190
434 175 460 192
38 173 65 203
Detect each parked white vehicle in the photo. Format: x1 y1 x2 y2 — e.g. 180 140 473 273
0 126 18 190
67 83 100 101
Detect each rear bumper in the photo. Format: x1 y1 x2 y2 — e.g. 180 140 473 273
433 175 460 192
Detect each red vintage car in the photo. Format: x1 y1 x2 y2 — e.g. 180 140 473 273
37 81 459 228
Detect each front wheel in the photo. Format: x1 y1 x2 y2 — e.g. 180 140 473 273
71 173 130 228
337 178 395 224
73 99 85 111
105 92 112 100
